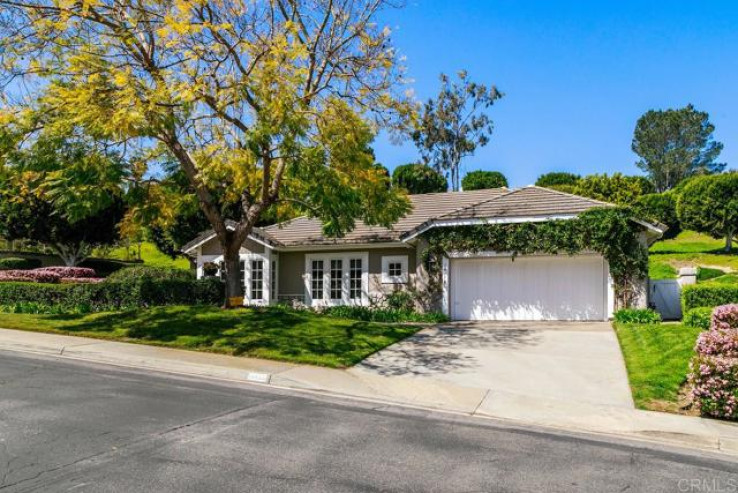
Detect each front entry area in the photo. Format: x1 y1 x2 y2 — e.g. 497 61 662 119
449 255 611 321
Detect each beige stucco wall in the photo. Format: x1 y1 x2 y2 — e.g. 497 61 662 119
274 247 417 302
367 247 417 299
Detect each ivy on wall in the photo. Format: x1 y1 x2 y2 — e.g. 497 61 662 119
423 207 649 308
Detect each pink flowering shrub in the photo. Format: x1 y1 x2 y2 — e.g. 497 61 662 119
694 329 738 358
33 266 97 279
60 277 104 284
711 304 738 331
0 269 61 283
689 355 738 420
689 304 738 420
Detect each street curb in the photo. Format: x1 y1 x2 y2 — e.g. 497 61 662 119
1 337 737 459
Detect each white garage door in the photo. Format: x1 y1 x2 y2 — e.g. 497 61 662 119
450 255 608 321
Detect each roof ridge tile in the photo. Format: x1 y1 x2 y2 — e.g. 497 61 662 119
527 185 615 207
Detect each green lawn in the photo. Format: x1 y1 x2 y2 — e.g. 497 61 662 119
0 306 419 368
614 321 702 412
703 273 738 285
94 242 190 270
649 231 738 280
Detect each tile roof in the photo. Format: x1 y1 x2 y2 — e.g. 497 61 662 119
180 220 279 253
261 188 511 247
437 186 612 220
183 187 617 251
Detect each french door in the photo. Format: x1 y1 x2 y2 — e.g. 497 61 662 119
305 253 368 306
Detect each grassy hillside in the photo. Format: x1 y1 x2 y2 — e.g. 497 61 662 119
649 231 738 280
94 242 190 270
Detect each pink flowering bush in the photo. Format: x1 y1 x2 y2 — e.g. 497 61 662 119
711 304 738 331
0 269 61 283
689 304 738 420
60 277 104 284
694 329 738 358
33 266 97 279
689 355 738 420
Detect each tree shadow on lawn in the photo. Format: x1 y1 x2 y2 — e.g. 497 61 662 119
40 307 417 367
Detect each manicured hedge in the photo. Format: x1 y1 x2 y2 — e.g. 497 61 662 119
79 258 140 277
0 277 224 311
698 267 726 283
37 266 97 278
0 257 43 270
0 269 61 283
107 266 194 282
682 285 738 312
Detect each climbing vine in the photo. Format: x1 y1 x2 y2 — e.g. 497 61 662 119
423 207 649 309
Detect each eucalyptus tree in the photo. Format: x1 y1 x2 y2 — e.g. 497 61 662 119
412 71 502 191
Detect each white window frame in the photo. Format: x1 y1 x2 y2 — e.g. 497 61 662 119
381 255 409 284
244 251 273 306
249 258 265 302
270 256 278 302
304 252 369 307
196 248 275 306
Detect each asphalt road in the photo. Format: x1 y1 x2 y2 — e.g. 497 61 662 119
0 351 736 493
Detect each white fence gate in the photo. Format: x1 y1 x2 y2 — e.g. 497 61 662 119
650 279 682 320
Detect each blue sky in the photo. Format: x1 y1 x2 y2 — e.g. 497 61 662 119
374 1 738 187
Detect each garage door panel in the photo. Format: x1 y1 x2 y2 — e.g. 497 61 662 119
451 256 606 321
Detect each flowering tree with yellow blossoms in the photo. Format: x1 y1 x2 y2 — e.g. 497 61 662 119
0 0 413 301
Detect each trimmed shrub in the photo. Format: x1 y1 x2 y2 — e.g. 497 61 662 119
79 258 139 277
0 257 42 270
461 170 508 190
535 172 581 188
682 285 738 312
711 304 738 332
60 277 105 284
392 163 448 195
34 266 97 278
683 307 713 330
0 277 224 311
613 308 661 325
0 269 61 283
107 266 194 282
323 305 449 323
698 267 726 283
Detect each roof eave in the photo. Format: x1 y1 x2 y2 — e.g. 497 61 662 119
400 214 580 242
181 225 281 254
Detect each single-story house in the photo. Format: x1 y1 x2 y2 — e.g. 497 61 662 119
182 186 663 321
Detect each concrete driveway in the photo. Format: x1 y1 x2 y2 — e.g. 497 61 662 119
351 321 634 410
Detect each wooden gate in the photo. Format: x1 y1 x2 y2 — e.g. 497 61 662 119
650 279 681 321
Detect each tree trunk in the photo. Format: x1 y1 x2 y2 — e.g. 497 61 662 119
55 244 76 266
726 230 733 253
222 243 243 308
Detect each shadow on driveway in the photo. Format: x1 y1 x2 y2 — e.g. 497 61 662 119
357 324 543 377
